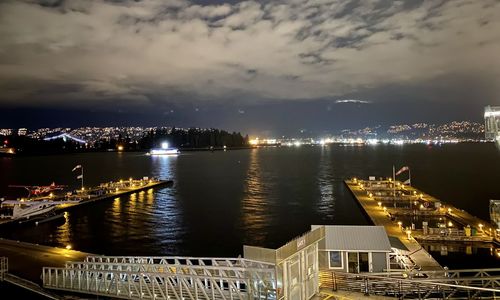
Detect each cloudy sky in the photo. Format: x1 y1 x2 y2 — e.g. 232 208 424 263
0 0 499 135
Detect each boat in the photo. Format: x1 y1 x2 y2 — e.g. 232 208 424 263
0 200 58 221
148 142 179 156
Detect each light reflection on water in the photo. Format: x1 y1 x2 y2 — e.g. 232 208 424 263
242 148 270 245
317 146 335 219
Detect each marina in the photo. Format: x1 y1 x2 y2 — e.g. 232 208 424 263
0 177 173 226
345 177 499 271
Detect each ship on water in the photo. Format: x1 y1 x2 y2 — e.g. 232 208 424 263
0 200 58 221
147 142 179 156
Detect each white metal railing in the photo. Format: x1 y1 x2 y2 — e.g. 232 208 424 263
43 256 276 300
0 257 7 281
320 269 500 299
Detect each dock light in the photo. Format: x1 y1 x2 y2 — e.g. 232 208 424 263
479 224 484 231
447 208 452 213
369 193 373 198
413 191 417 195
406 229 412 240
397 221 402 228
353 178 357 182
65 245 72 250
161 142 169 149
115 187 119 192
383 206 387 212
448 221 453 227
419 193 423 198
388 178 392 182
49 193 54 198
119 179 123 183
81 187 85 191
420 204 424 209
117 145 124 151
414 201 418 205
129 177 133 182
378 201 382 207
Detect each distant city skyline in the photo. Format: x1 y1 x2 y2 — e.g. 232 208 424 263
0 0 499 135
0 120 485 143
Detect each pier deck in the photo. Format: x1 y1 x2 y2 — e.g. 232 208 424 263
0 238 90 283
345 179 443 271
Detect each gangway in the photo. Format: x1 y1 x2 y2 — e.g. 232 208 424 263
43 255 277 300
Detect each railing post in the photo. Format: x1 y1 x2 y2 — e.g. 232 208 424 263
364 276 369 296
333 272 337 291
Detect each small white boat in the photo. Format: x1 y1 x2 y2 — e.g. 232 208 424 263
0 201 58 220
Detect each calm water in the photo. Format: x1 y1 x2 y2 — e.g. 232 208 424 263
0 143 499 268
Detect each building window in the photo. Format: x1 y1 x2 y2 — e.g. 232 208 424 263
329 251 342 268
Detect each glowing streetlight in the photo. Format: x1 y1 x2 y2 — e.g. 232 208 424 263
66 244 72 250
397 221 402 229
479 224 484 231
378 201 382 207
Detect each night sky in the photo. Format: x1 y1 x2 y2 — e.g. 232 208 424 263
0 0 499 136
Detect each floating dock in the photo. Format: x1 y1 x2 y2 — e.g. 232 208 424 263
0 177 173 226
346 178 500 271
346 179 443 271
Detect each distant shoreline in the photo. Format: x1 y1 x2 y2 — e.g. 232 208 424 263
0 146 257 157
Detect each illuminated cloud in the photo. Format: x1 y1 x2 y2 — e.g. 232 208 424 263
335 99 372 104
0 0 498 113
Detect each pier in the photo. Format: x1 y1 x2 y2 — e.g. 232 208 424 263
0 177 173 226
0 238 90 299
345 178 499 271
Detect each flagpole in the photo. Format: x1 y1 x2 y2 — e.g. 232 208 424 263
408 167 411 186
392 165 396 197
81 166 84 190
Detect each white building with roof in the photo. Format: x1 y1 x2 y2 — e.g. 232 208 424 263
312 225 392 273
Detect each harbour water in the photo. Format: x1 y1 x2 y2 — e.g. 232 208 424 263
0 143 499 268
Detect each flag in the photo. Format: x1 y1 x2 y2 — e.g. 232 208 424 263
72 165 82 172
395 166 409 176
77 175 83 179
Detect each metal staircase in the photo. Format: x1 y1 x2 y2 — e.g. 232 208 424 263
42 255 277 300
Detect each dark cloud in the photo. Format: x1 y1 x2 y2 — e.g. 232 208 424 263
0 0 499 133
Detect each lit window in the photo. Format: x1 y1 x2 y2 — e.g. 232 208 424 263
329 251 342 268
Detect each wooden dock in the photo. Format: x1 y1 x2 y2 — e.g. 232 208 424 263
0 178 173 226
345 179 443 271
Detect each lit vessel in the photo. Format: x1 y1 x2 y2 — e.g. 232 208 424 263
148 142 179 156
0 200 58 221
